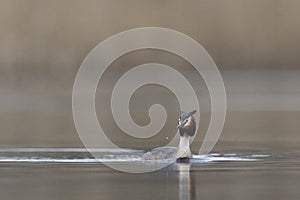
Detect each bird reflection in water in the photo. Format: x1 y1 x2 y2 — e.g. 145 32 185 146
176 163 195 200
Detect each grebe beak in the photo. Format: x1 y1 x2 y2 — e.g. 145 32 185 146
177 120 184 129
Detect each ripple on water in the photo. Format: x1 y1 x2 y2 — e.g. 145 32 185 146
0 148 270 164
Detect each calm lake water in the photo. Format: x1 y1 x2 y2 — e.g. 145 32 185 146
0 145 299 200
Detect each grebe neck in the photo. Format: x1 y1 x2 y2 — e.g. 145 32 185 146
176 135 192 158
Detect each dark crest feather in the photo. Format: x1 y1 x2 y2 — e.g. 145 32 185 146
179 110 196 121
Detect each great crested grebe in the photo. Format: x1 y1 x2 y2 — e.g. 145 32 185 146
143 110 197 161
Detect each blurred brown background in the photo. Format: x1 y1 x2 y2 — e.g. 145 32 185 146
0 0 299 150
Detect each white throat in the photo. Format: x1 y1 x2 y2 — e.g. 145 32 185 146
176 135 192 158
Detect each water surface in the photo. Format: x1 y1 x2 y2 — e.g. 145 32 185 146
0 147 299 200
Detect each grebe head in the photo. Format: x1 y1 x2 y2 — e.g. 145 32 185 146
177 110 196 129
